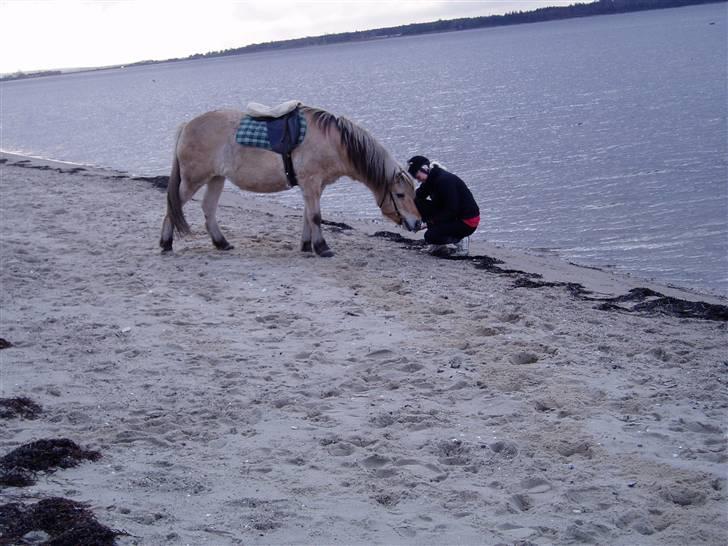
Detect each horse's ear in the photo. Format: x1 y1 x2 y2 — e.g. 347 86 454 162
399 170 415 186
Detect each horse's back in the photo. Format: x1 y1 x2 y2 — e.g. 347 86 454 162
176 110 242 176
181 110 242 143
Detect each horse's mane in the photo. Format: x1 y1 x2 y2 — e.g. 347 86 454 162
303 106 391 191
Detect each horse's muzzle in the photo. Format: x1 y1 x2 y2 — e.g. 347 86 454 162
402 218 422 232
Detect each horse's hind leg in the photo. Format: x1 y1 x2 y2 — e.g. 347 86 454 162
202 176 234 250
160 215 174 252
160 173 200 252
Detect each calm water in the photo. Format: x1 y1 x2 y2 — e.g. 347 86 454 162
2 4 726 295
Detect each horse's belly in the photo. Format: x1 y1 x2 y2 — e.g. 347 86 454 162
225 149 292 193
230 177 292 193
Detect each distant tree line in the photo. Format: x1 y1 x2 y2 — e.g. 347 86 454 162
2 0 723 80
178 0 725 61
1 69 63 81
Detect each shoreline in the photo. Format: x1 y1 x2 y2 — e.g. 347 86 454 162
1 153 726 544
2 150 726 307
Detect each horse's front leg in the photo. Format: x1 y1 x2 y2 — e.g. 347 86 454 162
302 185 333 257
301 204 313 253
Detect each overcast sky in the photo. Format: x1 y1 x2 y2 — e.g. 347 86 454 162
0 0 578 74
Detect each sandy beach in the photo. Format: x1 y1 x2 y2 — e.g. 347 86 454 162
1 152 726 545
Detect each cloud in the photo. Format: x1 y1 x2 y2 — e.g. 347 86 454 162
0 0 575 73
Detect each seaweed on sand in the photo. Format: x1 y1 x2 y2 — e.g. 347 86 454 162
0 397 42 420
0 497 123 545
0 439 101 487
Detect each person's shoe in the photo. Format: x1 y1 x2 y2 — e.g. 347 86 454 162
453 237 470 257
427 244 450 256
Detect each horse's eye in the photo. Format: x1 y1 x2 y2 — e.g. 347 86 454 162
395 193 405 199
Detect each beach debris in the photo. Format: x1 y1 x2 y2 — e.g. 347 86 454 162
597 287 728 321
0 438 101 487
0 397 43 420
131 174 170 190
0 337 12 349
321 219 354 231
0 497 123 545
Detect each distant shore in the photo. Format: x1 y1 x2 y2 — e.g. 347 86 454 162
3 0 724 81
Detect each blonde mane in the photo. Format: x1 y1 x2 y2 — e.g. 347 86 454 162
303 106 394 191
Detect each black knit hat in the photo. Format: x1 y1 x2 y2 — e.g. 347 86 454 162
407 155 430 177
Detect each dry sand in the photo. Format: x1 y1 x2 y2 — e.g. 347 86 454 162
1 152 726 545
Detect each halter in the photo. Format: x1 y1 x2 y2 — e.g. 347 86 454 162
378 171 406 223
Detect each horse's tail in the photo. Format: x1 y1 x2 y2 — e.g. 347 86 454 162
166 125 191 236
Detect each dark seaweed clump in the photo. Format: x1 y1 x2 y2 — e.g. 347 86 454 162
597 287 728 322
0 439 101 487
322 219 354 231
131 175 169 191
0 497 122 545
0 397 43 420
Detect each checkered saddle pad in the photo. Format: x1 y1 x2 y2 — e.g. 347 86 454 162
235 110 307 150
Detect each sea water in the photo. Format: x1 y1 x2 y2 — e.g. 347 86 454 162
2 3 726 295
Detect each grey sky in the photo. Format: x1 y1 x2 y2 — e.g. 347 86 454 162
0 1 580 73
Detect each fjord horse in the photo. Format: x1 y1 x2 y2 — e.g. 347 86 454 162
160 105 421 257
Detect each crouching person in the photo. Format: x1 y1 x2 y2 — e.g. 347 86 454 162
407 155 479 256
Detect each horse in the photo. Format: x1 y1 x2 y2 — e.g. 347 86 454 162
159 104 422 257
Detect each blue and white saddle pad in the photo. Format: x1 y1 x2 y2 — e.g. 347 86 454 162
235 110 307 150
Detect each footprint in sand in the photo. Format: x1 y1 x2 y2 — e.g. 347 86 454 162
490 440 519 459
324 440 356 457
510 493 533 512
658 485 707 506
509 351 539 365
365 349 395 359
520 477 553 494
434 439 474 466
360 454 390 468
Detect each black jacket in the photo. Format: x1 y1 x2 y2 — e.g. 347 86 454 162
415 165 479 224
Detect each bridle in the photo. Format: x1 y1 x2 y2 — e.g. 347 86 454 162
377 170 407 223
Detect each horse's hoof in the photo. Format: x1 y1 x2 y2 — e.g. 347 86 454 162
301 241 313 252
314 241 333 257
214 240 234 251
160 245 173 254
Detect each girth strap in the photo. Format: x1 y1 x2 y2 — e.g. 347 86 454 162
282 152 298 187
267 107 301 187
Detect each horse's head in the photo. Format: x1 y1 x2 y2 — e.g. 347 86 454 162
378 170 422 232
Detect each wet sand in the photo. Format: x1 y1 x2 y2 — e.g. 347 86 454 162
1 152 726 545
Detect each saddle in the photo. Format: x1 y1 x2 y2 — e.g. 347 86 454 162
235 100 306 187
